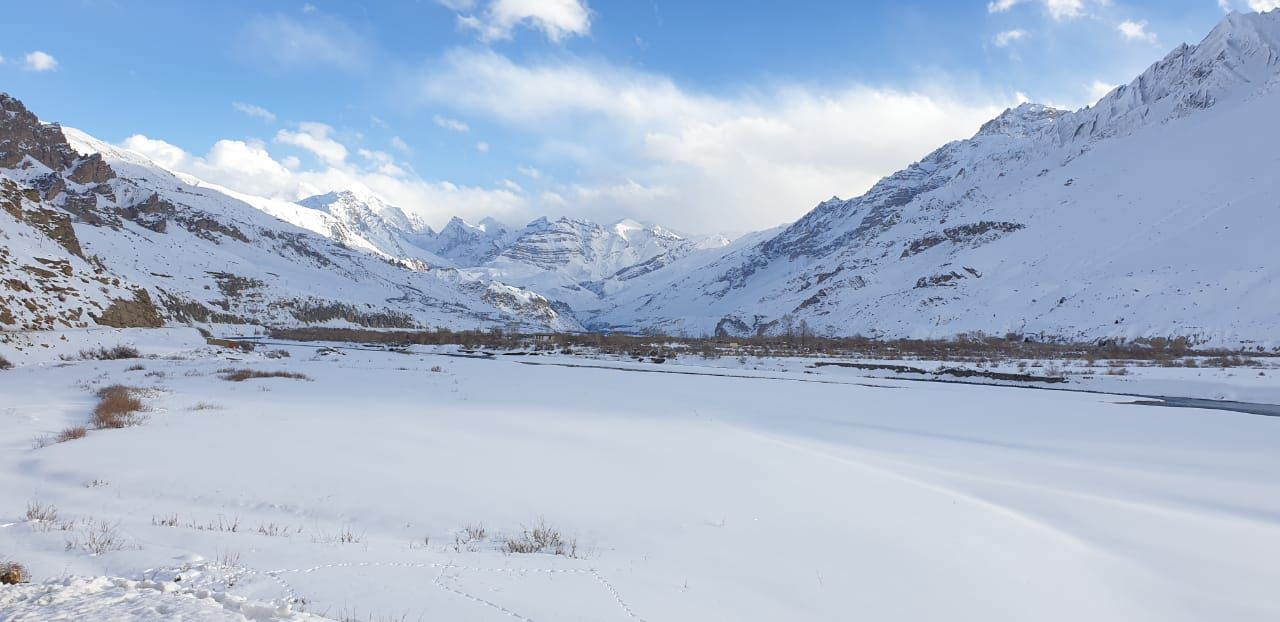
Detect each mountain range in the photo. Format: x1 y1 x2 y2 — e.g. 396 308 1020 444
2 10 1278 346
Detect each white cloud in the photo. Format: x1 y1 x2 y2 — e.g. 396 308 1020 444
987 0 1096 20
517 164 543 179
23 51 58 72
1118 20 1157 43
276 122 349 166
390 136 412 154
1248 0 1280 10
475 141 490 153
232 101 277 123
0 56 5 64
237 13 369 70
993 29 1028 47
449 0 591 42
432 114 471 132
302 3 317 13
415 49 1008 232
118 132 524 226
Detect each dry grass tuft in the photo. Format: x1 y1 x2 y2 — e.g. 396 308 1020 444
0 560 28 584
56 426 87 443
92 385 146 429
189 402 223 411
218 368 309 382
78 345 142 360
502 518 578 558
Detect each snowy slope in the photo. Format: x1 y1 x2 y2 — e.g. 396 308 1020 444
0 94 578 332
2 337 1278 620
593 10 1280 347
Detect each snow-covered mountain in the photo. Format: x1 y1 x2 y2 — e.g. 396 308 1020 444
591 10 1280 346
0 93 578 332
255 190 730 314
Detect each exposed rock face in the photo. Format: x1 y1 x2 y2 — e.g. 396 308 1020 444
94 289 164 328
0 94 79 171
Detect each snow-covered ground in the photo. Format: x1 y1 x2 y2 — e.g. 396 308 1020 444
2 330 1279 620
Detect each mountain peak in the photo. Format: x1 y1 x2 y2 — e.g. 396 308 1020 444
977 103 1067 138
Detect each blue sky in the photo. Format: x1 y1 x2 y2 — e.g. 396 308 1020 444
0 0 1266 232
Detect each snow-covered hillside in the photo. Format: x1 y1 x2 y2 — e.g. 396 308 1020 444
2 334 1278 620
0 93 578 332
591 10 1280 346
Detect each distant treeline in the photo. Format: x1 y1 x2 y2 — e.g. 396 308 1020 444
266 327 1273 363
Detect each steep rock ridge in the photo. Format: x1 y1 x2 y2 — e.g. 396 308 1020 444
591 10 1280 346
0 94 578 332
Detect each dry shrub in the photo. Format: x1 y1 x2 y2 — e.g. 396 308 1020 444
0 560 28 584
78 345 142 360
92 385 146 429
264 349 291 359
26 500 59 523
126 364 146 372
256 522 300 537
189 402 223 411
453 523 487 552
218 368 309 382
151 514 179 527
56 426 87 443
503 518 578 558
430 365 444 373
0 355 13 370
66 518 128 555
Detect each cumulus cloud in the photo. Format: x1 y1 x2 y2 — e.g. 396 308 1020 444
276 122 348 166
414 49 1008 232
432 114 471 132
1118 20 1157 43
23 51 58 72
988 0 1095 20
236 13 370 70
447 0 591 42
993 29 1028 47
475 141 490 153
232 101 277 123
1247 0 1280 10
118 132 524 226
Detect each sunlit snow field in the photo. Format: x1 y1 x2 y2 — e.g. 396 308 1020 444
2 329 1279 621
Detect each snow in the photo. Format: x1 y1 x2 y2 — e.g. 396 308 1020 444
589 10 1280 346
2 330 1278 620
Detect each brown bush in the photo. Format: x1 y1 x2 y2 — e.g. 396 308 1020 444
92 385 146 429
0 561 27 584
56 426 87 442
218 369 309 382
0 355 13 370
